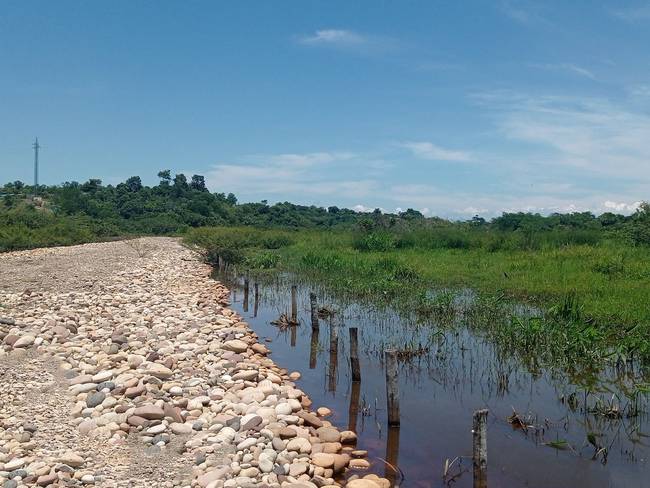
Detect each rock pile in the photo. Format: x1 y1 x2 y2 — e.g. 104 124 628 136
0 238 389 488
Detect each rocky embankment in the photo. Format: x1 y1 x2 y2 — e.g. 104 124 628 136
0 238 388 488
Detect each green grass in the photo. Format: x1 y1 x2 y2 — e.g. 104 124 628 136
185 226 650 363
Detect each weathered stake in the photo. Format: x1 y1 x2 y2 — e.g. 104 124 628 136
349 327 361 382
385 349 400 426
472 409 488 488
309 292 319 330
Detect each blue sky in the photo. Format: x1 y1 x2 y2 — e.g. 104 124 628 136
1 1 650 218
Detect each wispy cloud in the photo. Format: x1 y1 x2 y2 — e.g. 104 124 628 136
296 29 400 54
400 141 472 162
529 62 596 80
299 29 367 46
204 151 377 203
474 91 650 181
498 0 548 24
612 4 650 22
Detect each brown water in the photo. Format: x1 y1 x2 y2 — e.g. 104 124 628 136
215 270 649 488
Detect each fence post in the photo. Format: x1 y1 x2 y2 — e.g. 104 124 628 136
385 349 400 426
473 409 488 488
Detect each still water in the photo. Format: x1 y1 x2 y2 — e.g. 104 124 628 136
215 270 649 488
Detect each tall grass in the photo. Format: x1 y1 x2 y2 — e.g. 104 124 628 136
185 226 650 361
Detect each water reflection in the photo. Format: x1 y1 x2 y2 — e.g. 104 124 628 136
215 269 650 488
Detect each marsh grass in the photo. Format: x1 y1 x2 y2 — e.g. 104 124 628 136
186 226 650 363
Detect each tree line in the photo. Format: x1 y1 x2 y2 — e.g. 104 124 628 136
1 171 649 251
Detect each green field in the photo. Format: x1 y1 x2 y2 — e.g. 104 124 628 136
185 226 650 365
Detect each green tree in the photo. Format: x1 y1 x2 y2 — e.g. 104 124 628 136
158 170 172 185
125 176 143 192
190 174 207 192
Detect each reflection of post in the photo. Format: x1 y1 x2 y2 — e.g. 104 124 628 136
348 378 361 431
328 348 338 392
253 283 259 317
329 315 338 354
291 285 298 323
385 426 401 486
328 315 338 392
309 292 319 330
385 350 400 426
309 327 319 369
473 409 488 488
349 327 361 381
243 278 249 312
290 323 297 347
218 255 224 271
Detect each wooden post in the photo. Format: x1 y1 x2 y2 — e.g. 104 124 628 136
309 292 319 330
309 327 319 369
218 255 224 271
253 283 259 317
473 409 488 488
243 278 249 312
291 285 298 324
385 350 400 426
349 327 361 381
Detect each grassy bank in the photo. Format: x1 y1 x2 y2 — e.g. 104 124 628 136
185 226 650 363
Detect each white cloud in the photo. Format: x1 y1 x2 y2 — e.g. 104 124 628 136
400 141 472 162
265 152 353 167
296 29 400 55
204 151 377 203
498 0 548 24
529 63 596 80
474 91 650 180
613 4 650 22
604 200 642 212
299 29 366 46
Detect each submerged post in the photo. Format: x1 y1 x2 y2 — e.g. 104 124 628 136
243 278 250 312
385 349 400 426
291 285 298 323
349 327 361 382
472 409 488 488
309 292 319 330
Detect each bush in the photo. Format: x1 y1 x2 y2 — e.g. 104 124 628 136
353 232 396 252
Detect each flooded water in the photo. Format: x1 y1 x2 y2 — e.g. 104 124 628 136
215 270 649 488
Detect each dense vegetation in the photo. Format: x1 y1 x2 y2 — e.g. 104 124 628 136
3 172 650 252
0 172 365 251
184 220 650 366
3 172 650 365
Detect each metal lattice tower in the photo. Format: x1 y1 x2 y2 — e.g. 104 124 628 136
33 137 40 194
